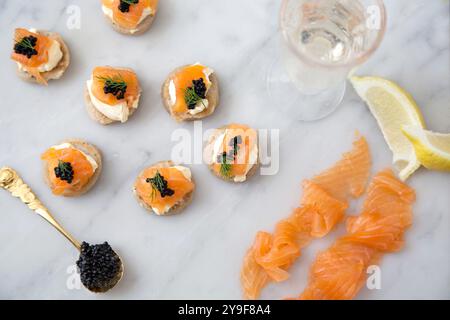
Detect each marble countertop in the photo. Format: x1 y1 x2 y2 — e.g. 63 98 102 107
0 0 449 300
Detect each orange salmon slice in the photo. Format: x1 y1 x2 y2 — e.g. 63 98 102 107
240 136 371 300
298 170 415 300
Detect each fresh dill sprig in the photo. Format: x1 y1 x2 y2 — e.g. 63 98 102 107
184 87 206 109
96 75 127 91
15 37 34 50
96 74 128 99
219 153 232 178
121 0 139 5
146 171 174 200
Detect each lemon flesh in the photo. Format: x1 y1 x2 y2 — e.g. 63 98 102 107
350 76 425 181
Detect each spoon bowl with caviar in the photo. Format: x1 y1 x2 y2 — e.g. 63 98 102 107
0 167 124 293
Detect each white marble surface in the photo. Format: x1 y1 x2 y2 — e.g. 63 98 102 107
0 0 449 300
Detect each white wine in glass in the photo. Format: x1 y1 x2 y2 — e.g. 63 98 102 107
267 0 386 121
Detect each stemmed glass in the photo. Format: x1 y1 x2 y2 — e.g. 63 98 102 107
267 0 386 121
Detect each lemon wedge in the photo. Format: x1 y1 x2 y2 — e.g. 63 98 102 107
350 76 426 181
402 126 450 172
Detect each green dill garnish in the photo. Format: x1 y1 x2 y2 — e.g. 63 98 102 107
96 75 128 100
14 35 38 58
184 87 206 110
121 0 139 5
219 153 232 178
146 171 175 199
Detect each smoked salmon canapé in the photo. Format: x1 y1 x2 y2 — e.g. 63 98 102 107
101 0 159 35
41 140 102 197
133 161 195 216
85 66 142 125
162 63 220 122
204 124 259 183
11 28 70 85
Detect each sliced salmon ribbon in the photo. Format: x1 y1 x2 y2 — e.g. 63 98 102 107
298 170 415 300
102 0 158 29
91 66 140 107
41 146 95 196
241 136 371 299
11 28 54 85
134 166 195 214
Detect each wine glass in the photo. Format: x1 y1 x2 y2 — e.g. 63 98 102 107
267 0 386 121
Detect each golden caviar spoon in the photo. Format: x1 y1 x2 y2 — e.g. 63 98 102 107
0 166 123 293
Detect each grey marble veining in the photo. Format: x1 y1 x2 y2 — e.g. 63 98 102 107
0 0 449 299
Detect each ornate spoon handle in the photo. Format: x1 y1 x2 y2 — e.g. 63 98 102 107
0 167 81 250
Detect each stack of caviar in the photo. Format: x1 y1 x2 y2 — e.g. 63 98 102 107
187 78 207 110
76 242 122 292
54 161 74 184
147 172 175 198
118 0 139 13
103 82 127 100
14 36 38 59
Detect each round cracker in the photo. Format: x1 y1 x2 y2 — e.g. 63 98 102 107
105 11 156 36
205 126 260 183
16 31 70 85
43 139 102 197
161 65 220 122
84 67 141 125
133 161 195 216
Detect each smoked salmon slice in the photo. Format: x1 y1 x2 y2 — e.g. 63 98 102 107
41 146 95 196
240 136 371 300
298 170 415 300
102 0 158 30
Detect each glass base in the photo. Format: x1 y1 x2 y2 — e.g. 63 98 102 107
266 59 346 122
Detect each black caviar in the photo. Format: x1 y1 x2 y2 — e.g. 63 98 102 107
76 242 122 292
118 0 139 13
186 78 207 110
54 161 74 184
14 36 38 59
103 81 127 100
147 171 175 198
217 135 242 163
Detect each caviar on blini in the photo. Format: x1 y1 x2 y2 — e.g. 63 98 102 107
118 0 139 13
146 171 175 199
54 160 74 184
14 35 38 59
184 78 207 110
96 75 128 100
76 242 122 292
